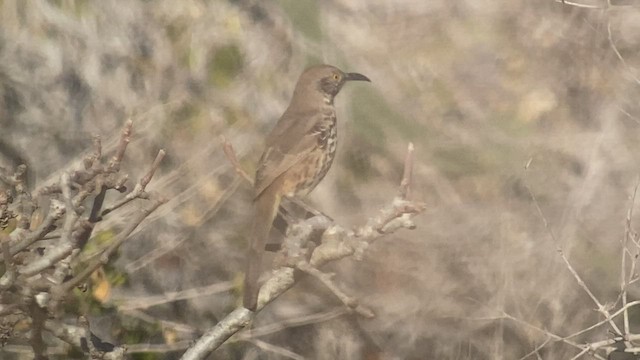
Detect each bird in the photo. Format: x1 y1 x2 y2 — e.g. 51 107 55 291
243 64 371 311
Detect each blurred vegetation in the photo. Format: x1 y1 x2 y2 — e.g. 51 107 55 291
2 0 640 359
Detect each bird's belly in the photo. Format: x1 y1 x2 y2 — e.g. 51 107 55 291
282 145 336 198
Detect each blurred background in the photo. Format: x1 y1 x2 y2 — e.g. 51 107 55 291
2 0 640 359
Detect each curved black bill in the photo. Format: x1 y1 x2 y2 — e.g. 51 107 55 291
345 72 371 82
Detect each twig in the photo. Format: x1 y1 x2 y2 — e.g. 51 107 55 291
0 235 16 290
29 301 47 360
78 316 99 356
564 300 640 340
555 0 604 9
621 179 640 337
399 142 414 199
221 135 253 184
608 19 640 86
114 280 235 311
296 262 374 318
44 320 126 360
502 312 606 360
108 119 133 172
238 307 348 339
13 164 33 231
558 248 622 335
141 149 165 188
52 196 166 298
18 175 80 278
120 309 198 335
101 149 166 217
0 189 12 231
83 135 102 170
569 347 591 360
5 200 65 260
246 339 304 360
88 186 107 224
518 337 551 360
181 307 254 359
126 341 192 353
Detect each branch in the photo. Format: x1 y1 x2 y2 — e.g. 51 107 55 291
29 301 48 360
557 248 623 335
502 311 607 360
18 174 81 278
44 320 126 360
5 200 65 260
399 142 414 199
181 143 424 359
621 179 640 339
114 280 235 311
0 119 169 358
0 234 16 290
237 307 347 339
107 119 132 172
296 261 374 318
52 196 166 300
221 136 253 184
101 149 165 217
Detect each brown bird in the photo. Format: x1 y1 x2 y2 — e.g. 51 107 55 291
243 64 370 311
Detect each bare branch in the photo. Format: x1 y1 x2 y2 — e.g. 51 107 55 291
53 196 166 297
221 135 253 184
83 135 102 170
399 142 414 199
555 0 604 9
238 307 347 340
29 301 48 360
6 200 65 260
114 280 235 311
140 149 166 188
108 119 133 172
181 143 424 359
126 341 192 354
181 307 253 359
101 149 166 217
607 20 640 86
621 179 640 338
517 337 551 360
44 320 126 360
0 234 15 290
558 248 622 335
297 261 374 318
18 198 80 277
246 339 304 360
502 312 607 360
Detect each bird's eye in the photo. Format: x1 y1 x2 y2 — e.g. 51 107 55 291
333 74 340 81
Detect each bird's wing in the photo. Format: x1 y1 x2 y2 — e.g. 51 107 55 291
254 109 321 198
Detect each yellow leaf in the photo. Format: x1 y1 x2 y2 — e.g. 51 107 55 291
91 267 111 303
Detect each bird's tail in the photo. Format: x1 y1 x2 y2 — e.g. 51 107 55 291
243 186 280 311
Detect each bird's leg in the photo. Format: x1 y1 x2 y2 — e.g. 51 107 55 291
266 201 317 251
272 206 295 233
287 197 334 221
267 198 332 252
265 206 296 251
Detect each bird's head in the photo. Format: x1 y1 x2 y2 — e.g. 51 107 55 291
294 64 371 103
